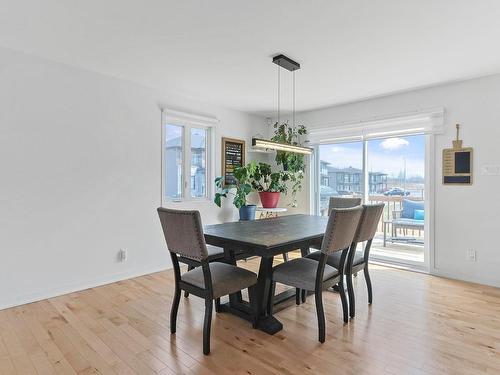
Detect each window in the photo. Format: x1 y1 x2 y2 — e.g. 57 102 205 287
165 124 183 199
163 116 213 201
190 128 207 198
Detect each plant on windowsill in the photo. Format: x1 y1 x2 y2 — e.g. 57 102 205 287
250 162 289 208
214 161 258 220
271 122 308 207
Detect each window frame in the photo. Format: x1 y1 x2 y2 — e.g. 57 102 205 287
161 110 216 204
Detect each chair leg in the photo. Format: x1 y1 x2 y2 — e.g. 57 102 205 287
314 288 326 343
170 284 181 334
184 265 195 298
346 273 355 319
215 298 221 313
364 266 373 304
203 298 213 355
301 289 306 303
295 288 301 305
338 278 349 323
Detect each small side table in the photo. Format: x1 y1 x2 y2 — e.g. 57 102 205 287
256 207 288 219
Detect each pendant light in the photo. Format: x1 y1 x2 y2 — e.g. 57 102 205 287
252 54 313 155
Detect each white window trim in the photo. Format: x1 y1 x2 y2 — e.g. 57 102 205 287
161 109 218 204
307 107 445 144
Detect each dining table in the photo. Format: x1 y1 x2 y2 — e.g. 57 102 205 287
203 214 329 335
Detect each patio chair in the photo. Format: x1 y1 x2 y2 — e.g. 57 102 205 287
383 199 424 246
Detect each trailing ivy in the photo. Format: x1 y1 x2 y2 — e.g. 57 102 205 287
270 122 308 207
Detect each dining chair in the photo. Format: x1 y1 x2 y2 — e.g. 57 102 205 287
328 196 362 214
157 207 259 355
297 196 363 305
182 245 224 298
307 204 384 318
268 206 363 343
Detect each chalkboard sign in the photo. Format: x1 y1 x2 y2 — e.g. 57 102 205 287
221 137 245 186
443 124 473 185
443 148 473 184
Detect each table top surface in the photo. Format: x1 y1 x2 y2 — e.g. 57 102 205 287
204 214 328 250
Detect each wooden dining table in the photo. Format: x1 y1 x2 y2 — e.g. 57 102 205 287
203 214 329 335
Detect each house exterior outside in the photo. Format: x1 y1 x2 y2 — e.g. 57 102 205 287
369 172 388 193
320 161 388 195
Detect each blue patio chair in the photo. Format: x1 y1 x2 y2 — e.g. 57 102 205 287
383 199 424 246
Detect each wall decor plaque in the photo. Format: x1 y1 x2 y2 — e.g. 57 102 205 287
443 124 473 185
221 137 245 186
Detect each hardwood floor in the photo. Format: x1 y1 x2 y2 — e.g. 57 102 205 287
1 256 499 375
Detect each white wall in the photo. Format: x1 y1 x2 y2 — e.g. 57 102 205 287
297 75 500 287
0 47 266 309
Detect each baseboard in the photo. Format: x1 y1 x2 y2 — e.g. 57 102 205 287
430 267 500 288
370 260 499 287
0 262 171 311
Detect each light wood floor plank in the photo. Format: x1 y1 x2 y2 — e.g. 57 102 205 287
0 262 498 374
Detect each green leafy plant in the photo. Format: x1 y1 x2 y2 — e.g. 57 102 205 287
214 161 257 209
271 122 307 172
270 122 308 207
250 162 289 193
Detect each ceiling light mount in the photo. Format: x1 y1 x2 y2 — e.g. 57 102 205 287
251 53 312 155
272 54 300 71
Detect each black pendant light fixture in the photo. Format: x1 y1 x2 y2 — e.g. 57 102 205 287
252 54 313 155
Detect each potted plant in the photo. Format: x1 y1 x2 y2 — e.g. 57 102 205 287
250 162 289 208
271 122 308 207
214 162 257 220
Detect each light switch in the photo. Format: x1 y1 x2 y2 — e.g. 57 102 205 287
481 164 500 175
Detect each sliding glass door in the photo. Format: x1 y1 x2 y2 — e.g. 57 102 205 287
318 141 364 216
316 134 427 268
366 135 425 265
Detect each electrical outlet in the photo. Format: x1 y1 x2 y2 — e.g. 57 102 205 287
481 164 500 175
467 249 476 262
118 249 128 262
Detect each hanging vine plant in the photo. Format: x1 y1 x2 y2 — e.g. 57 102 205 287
270 122 308 207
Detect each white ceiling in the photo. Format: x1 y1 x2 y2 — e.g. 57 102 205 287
2 1 500 116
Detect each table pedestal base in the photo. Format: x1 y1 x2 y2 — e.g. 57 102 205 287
257 316 283 335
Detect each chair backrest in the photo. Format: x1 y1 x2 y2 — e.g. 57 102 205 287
354 204 385 243
321 206 363 254
157 207 208 261
328 197 362 215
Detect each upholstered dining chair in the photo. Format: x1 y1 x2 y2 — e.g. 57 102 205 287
182 245 224 298
328 196 362 214
297 196 363 305
157 207 258 355
268 207 363 343
307 204 384 318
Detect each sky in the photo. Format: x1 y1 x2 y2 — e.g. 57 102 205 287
319 135 425 178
